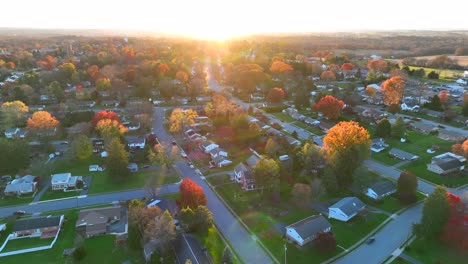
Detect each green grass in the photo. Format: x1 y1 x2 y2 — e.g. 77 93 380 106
401 161 467 187
272 112 296 123
407 66 463 80
79 235 145 264
214 183 389 263
194 227 235 264
206 174 231 186
0 196 34 207
1 237 54 252
88 168 181 194
405 238 468 264
39 189 81 201
370 151 401 166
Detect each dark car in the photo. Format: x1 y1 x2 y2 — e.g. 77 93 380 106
171 141 177 146
13 210 26 216
437 125 446 129
366 237 376 244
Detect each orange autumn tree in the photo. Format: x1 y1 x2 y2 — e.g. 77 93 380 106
267 87 285 103
96 119 128 140
27 111 59 136
365 86 377 97
269 61 293 76
380 76 405 106
367 59 388 73
340 63 354 71
320 70 336 82
438 90 450 104
176 70 189 83
323 121 371 187
313 95 344 120
158 63 170 77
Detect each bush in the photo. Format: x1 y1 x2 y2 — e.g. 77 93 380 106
73 246 87 261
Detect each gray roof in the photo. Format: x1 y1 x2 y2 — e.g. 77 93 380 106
287 215 331 242
246 154 261 168
234 163 249 173
13 215 62 232
329 197 365 216
369 181 396 197
389 148 419 160
435 159 465 171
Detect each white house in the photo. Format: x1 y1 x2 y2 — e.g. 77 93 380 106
464 71 468 78
285 215 332 246
125 136 146 149
4 128 20 138
209 147 228 159
51 173 83 191
456 79 467 85
365 181 397 200
127 122 140 131
200 141 219 153
401 103 420 112
328 197 366 222
370 138 388 153
427 152 466 175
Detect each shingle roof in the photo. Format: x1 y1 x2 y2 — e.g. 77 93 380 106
13 215 62 232
329 197 365 216
287 215 331 242
435 159 465 171
246 154 260 168
234 163 248 173
369 181 396 197
389 148 419 160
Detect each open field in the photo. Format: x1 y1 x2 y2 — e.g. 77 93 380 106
392 55 468 67
333 49 412 56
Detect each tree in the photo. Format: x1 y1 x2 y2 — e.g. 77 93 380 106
5 61 15 69
91 110 119 127
352 166 375 193
187 78 205 101
144 210 176 254
176 70 189 83
462 101 468 117
192 206 215 232
380 76 405 106
315 232 337 254
27 111 59 136
425 95 444 112
294 88 311 110
440 193 468 252
0 139 30 175
397 171 418 204
415 186 450 239
107 138 130 182
169 108 198 133
427 71 439 79
71 135 93 160
179 178 207 209
323 121 370 188
301 143 326 178
320 70 336 82
375 118 391 138
96 78 111 91
47 81 64 102
313 95 344 120
253 158 280 194
391 116 406 138
1 100 29 127
269 61 293 76
438 90 450 105
96 119 128 140
233 64 266 95
365 86 376 98
58 62 76 81
149 144 177 170
341 63 354 71
310 178 326 201
292 183 312 209
267 87 285 103
73 246 87 261
264 138 280 158
367 60 387 73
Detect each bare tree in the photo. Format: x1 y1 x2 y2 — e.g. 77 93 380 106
145 175 159 198
144 210 176 254
310 178 326 202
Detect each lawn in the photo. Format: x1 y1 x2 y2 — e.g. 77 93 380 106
213 183 389 263
0 196 34 207
272 112 296 123
370 151 401 166
39 189 81 201
1 237 54 253
206 174 231 186
194 227 238 264
293 121 325 136
79 235 145 264
88 167 181 194
405 238 467 264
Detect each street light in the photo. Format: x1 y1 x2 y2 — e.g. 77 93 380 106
284 243 287 264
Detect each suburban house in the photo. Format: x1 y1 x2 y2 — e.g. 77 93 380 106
146 199 180 218
212 155 233 167
51 173 83 191
92 139 105 153
3 175 37 196
313 136 324 147
427 152 466 175
437 129 467 142
233 152 261 190
389 148 419 161
285 135 301 146
12 215 64 239
285 215 332 247
127 122 140 131
365 181 397 200
209 147 228 159
76 206 122 237
328 197 366 222
200 141 219 153
409 122 436 134
304 117 320 126
250 93 264 101
4 128 19 138
125 136 146 149
370 138 388 153
401 102 420 112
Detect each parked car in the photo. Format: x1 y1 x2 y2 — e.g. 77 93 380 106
13 210 26 216
366 237 376 244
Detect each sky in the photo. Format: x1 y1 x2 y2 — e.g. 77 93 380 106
1 0 467 39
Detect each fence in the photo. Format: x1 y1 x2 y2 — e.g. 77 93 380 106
0 226 62 257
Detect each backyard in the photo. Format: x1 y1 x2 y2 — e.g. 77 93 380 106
0 237 54 253
79 235 145 263
404 238 467 264
211 181 389 263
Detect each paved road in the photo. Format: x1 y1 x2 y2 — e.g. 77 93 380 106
154 107 274 264
0 184 179 218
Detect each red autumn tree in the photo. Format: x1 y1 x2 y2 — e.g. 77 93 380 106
5 61 15 69
176 70 189 83
438 90 450 104
313 95 344 120
91 110 120 127
367 59 388 73
158 63 170 77
267 87 285 103
340 63 354 71
320 70 336 82
380 76 405 105
315 232 337 254
440 193 468 252
179 178 207 209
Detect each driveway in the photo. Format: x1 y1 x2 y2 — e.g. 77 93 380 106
311 198 339 216
32 181 51 202
173 234 210 264
108 206 127 234
80 176 92 196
